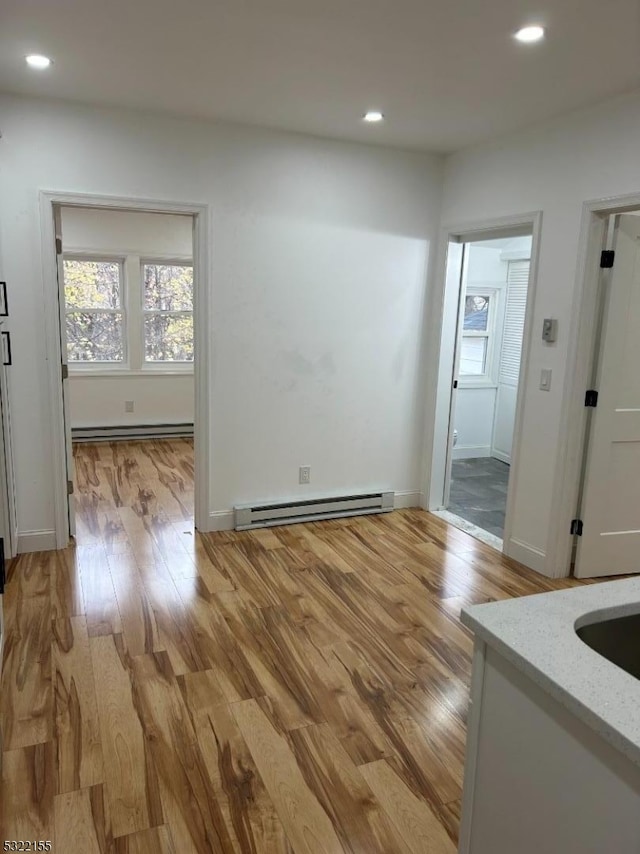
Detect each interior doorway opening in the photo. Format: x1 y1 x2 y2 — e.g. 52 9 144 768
40 192 210 549
429 219 538 555
55 206 196 543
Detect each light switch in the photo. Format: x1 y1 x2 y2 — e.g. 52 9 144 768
540 369 552 391
542 318 558 343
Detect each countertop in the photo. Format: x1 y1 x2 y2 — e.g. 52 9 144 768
461 577 640 767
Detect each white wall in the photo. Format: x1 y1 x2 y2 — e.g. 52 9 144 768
68 376 194 429
439 88 640 572
61 208 195 428
454 388 497 459
0 94 442 543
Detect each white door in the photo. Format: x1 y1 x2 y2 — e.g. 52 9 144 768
53 206 76 538
575 214 640 578
443 243 468 507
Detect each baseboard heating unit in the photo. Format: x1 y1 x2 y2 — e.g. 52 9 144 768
72 423 194 442
235 491 394 530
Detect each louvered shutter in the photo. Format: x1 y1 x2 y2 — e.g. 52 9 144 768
499 261 529 386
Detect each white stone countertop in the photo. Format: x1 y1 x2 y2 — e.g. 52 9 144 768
461 577 640 767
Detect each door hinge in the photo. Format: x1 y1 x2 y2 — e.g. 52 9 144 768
67 480 74 495
600 250 615 268
453 379 458 389
584 389 598 408
61 363 68 380
570 519 583 536
56 236 63 255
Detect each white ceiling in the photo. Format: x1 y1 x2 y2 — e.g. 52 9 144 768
1 0 639 153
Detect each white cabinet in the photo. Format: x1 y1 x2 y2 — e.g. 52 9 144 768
459 641 640 853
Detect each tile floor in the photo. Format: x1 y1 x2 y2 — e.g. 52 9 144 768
448 457 510 538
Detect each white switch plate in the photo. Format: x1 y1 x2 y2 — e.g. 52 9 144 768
299 465 311 484
125 400 134 412
540 369 552 391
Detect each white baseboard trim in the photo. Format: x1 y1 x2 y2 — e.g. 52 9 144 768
452 445 491 460
505 537 546 575
491 449 512 465
394 491 423 509
17 530 58 553
208 510 235 532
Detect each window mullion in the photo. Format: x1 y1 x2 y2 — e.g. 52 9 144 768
126 255 142 370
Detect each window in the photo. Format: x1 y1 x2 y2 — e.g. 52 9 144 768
64 259 125 363
63 254 194 373
142 263 194 363
459 289 497 381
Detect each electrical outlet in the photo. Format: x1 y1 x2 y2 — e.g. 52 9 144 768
125 400 134 413
299 465 311 485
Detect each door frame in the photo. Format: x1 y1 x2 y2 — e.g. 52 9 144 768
547 191 640 578
39 190 211 549
423 211 542 562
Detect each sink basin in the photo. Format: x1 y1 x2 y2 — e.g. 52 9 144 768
576 612 640 679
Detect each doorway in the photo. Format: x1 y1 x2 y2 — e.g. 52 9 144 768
56 206 196 543
428 217 539 556
40 193 210 548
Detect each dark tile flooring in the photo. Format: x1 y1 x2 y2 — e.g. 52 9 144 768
448 456 510 538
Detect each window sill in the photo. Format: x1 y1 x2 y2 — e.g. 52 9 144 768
69 368 194 379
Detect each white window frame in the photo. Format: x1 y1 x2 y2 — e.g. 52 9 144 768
458 286 502 388
64 251 194 376
63 254 128 371
140 258 194 372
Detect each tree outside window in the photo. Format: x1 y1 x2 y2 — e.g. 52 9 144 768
142 263 194 363
64 259 125 362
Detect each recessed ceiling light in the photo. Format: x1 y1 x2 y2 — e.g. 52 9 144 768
363 110 384 123
514 25 545 43
25 54 52 69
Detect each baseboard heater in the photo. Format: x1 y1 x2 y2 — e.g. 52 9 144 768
72 422 194 442
235 491 394 530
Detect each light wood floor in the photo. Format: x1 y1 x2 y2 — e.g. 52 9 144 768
1 439 586 852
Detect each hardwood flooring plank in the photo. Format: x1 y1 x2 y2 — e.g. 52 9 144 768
331 641 462 805
4 550 51 600
289 722 406 853
360 760 456 853
215 597 324 730
114 825 177 854
53 616 104 792
78 545 123 637
90 634 163 838
179 670 292 853
171 577 263 702
1 591 52 750
141 576 214 676
232 699 345 854
51 549 85 622
2 742 56 842
128 651 237 854
109 563 163 657
54 784 114 853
